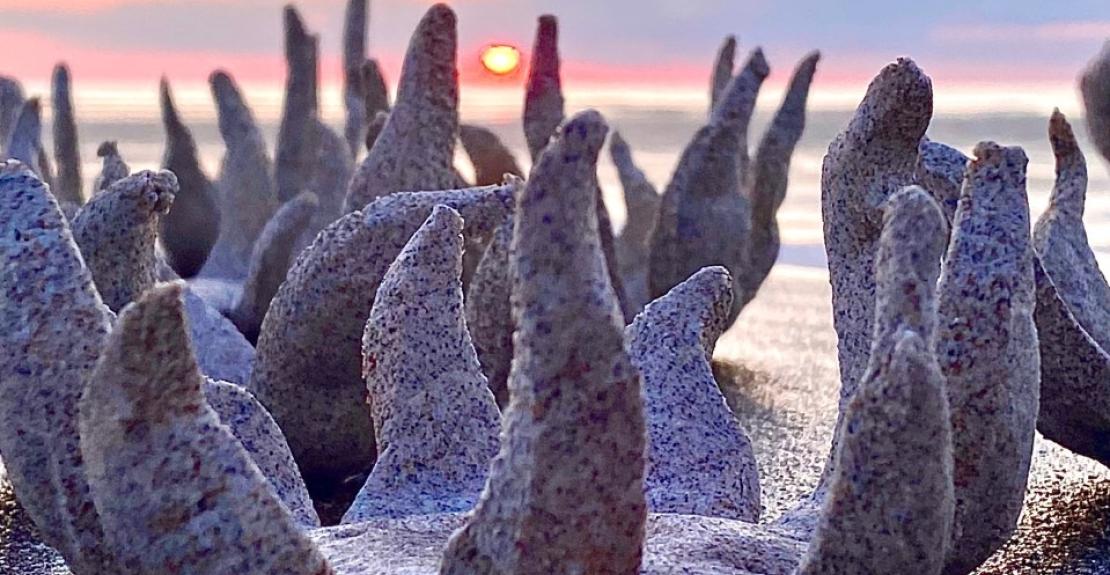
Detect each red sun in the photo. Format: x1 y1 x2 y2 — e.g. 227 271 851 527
480 44 522 76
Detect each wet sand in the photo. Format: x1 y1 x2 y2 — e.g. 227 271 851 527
4 263 1110 573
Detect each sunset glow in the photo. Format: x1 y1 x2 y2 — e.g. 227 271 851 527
480 44 521 76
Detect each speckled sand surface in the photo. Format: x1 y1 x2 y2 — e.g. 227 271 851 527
4 263 1110 573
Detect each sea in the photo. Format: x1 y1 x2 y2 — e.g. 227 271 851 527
26 80 1110 274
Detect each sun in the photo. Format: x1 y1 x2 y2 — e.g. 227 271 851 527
481 44 521 76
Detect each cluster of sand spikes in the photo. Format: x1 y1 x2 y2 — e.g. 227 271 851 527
0 159 323 571
6 4 1104 574
145 4 361 342
770 58 1043 575
614 36 820 323
1 7 345 344
258 16 517 448
1 77 64 210
2 104 1035 574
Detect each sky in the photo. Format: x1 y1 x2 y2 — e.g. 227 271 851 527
0 0 1107 111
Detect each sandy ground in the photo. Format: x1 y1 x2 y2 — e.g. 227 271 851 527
4 263 1110 573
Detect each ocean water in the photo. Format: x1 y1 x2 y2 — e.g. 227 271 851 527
36 83 1110 273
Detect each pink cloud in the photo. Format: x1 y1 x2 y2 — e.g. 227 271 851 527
931 21 1110 44
0 23 1090 100
0 28 291 85
0 0 237 12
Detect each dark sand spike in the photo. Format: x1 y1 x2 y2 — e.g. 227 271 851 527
709 35 737 113
229 191 319 343
459 124 523 186
51 63 83 206
205 70 280 279
160 78 220 278
275 5 321 203
743 51 819 307
343 0 369 157
609 130 660 317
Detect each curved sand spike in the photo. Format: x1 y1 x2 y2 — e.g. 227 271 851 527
344 4 460 213
777 58 933 536
275 5 320 202
916 139 968 227
610 130 660 316
713 48 770 190
709 35 737 113
465 216 514 406
627 266 760 521
648 49 769 323
0 76 24 149
250 182 516 486
51 63 83 206
71 170 178 312
459 124 523 186
343 206 501 523
743 51 819 308
441 111 647 574
203 378 320 528
800 186 953 575
6 98 43 171
1042 110 1089 224
1033 260 1110 465
820 57 932 444
206 70 280 278
937 142 1038 575
0 164 118 573
94 140 130 193
1080 41 1110 165
229 191 319 344
361 58 391 124
160 78 221 278
343 0 369 156
79 282 334 575
1033 110 1110 466
523 15 565 160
